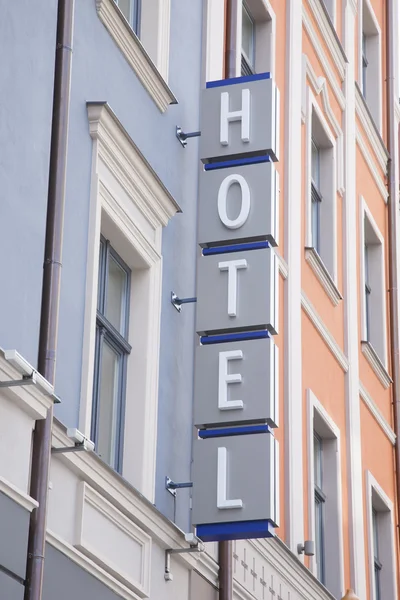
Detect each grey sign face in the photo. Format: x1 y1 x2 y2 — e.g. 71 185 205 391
196 247 278 335
192 433 279 527
198 162 279 248
200 78 279 162
194 337 278 428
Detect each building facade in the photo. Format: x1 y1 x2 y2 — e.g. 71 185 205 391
0 0 399 599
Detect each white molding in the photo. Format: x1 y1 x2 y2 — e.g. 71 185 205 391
0 476 38 512
80 103 179 501
277 252 288 279
365 471 398 600
306 390 345 597
47 530 142 600
361 341 392 389
301 292 349 371
305 0 346 79
355 85 388 171
51 422 216 580
305 248 343 305
0 350 54 421
303 56 344 193
75 482 151 597
355 128 388 202
302 7 346 110
359 382 396 444
95 0 177 112
285 0 304 554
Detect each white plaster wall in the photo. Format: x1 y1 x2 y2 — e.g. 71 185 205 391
0 394 33 492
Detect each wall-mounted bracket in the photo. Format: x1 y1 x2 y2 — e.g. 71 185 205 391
171 292 197 313
176 126 201 148
0 373 35 389
164 537 205 581
165 476 193 497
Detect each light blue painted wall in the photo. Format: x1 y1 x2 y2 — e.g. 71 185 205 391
0 1 57 367
53 1 203 528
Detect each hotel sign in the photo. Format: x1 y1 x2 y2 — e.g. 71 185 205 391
192 73 280 542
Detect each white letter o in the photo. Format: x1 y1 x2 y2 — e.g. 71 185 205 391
217 174 251 230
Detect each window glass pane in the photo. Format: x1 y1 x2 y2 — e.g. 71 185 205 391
242 4 254 66
314 433 323 488
311 140 320 188
106 254 128 335
311 196 320 254
97 240 105 312
97 340 120 467
315 497 324 582
115 0 131 23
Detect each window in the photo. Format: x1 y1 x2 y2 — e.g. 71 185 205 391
360 0 382 128
307 103 336 278
322 0 335 24
92 238 131 472
241 3 255 75
361 207 387 365
307 391 344 598
372 509 382 600
366 472 397 600
114 0 140 35
314 433 325 583
311 139 322 254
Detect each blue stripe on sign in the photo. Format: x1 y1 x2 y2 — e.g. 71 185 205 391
200 330 270 345
206 72 271 88
204 155 270 171
196 520 275 542
199 425 271 438
203 241 270 255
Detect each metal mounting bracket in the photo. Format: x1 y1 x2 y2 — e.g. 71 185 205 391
165 476 193 497
51 442 87 454
176 126 201 148
164 544 204 581
0 373 35 389
171 292 197 313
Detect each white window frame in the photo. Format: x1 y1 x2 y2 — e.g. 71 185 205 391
359 0 382 131
83 102 179 502
305 91 337 282
366 471 398 600
204 0 276 82
307 390 344 598
95 0 176 113
360 198 388 368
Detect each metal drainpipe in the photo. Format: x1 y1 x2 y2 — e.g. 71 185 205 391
219 1 238 598
386 0 400 553
24 1 74 599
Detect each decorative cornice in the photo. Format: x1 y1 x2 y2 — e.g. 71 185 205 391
302 7 345 109
0 476 38 513
250 537 336 600
305 248 343 306
0 350 54 421
51 421 217 584
355 128 388 202
305 0 347 78
359 382 396 444
277 252 288 279
95 0 177 112
355 84 388 172
361 341 392 389
87 102 181 225
301 292 349 371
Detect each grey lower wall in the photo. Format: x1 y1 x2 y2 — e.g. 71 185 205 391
0 571 24 600
0 493 30 581
42 545 123 600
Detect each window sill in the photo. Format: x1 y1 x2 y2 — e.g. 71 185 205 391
361 341 392 389
305 248 342 306
95 0 177 113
